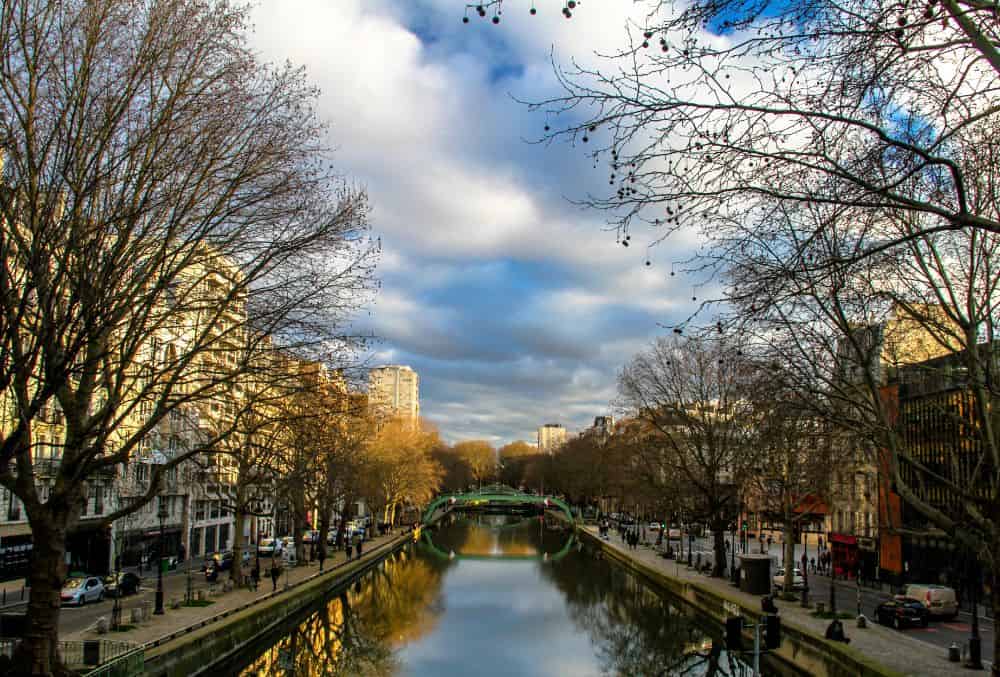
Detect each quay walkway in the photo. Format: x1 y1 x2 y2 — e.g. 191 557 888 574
69 529 408 648
584 526 971 677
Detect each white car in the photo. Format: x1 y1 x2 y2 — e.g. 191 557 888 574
772 567 805 591
648 522 662 532
60 576 104 606
258 538 282 556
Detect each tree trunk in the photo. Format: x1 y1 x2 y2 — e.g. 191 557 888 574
292 513 305 565
992 560 1000 677
317 511 331 562
14 516 71 676
712 516 727 577
783 508 796 594
230 501 245 583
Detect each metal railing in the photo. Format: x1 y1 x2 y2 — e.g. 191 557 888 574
0 638 141 673
82 646 144 677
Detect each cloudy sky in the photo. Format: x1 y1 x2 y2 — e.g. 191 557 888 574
250 1 704 445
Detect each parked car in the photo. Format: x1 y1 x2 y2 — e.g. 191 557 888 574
103 572 141 598
772 567 805 591
258 538 282 557
902 584 959 619
61 576 104 606
667 527 682 541
648 522 663 532
281 544 297 565
876 597 929 629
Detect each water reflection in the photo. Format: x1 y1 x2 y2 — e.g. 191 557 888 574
236 515 783 676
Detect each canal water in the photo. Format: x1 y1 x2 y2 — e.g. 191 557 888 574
233 514 785 676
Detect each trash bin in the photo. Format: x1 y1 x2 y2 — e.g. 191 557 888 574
739 554 772 595
83 639 101 666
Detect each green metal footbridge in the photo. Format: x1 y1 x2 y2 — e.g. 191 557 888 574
421 485 576 525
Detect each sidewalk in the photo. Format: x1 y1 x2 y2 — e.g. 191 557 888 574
68 530 407 646
588 526 967 677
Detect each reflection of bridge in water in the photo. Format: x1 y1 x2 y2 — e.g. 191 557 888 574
421 484 576 525
419 521 577 563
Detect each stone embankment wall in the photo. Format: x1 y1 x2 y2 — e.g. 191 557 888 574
143 534 411 677
579 528 901 677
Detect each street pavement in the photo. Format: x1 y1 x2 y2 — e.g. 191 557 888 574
647 530 993 667
596 525 973 676
0 531 407 641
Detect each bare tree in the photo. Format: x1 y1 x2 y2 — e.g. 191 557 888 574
618 334 756 576
530 0 999 261
0 1 375 672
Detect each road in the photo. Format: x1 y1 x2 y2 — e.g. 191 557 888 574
668 532 995 666
56 564 231 635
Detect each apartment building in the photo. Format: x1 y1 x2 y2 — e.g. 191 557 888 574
537 423 567 455
369 365 419 421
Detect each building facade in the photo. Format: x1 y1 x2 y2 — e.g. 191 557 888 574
368 365 419 421
537 423 567 455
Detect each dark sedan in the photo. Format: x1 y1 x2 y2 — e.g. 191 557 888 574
875 597 929 629
104 571 142 597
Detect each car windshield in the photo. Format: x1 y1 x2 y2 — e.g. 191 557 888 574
63 579 84 589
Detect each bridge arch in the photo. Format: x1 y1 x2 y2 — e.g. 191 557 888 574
422 485 575 525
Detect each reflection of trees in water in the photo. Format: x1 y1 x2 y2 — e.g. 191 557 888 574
241 547 452 676
430 514 571 558
541 547 748 676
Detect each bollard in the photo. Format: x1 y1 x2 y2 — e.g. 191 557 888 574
948 643 961 662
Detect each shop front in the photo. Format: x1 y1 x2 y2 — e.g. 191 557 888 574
829 532 859 579
119 526 182 572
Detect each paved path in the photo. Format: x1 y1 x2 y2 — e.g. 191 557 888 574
64 531 407 646
662 532 994 665
589 526 976 676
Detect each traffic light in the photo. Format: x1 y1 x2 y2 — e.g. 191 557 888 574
725 616 743 651
764 614 781 649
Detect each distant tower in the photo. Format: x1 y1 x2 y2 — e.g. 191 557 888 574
537 423 567 455
368 365 420 421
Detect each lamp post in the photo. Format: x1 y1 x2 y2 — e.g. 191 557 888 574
185 526 193 605
967 550 983 669
154 497 167 615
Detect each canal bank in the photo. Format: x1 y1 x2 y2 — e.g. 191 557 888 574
140 531 413 676
579 526 963 677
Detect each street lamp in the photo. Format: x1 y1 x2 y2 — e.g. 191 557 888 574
154 497 167 615
967 549 983 669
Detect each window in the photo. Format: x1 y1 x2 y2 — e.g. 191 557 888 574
219 524 229 551
210 501 220 520
195 500 206 521
191 528 202 557
94 485 104 515
136 463 150 483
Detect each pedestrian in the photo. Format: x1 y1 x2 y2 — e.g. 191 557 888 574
269 562 279 591
356 538 363 557
766 535 772 550
345 539 353 561
318 546 326 572
810 557 816 574
251 564 260 591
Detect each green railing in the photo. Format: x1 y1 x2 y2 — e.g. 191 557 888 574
422 486 576 524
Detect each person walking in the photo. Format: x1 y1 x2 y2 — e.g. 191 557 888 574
356 538 364 557
251 564 260 591
345 539 353 561
269 562 280 591
318 546 326 572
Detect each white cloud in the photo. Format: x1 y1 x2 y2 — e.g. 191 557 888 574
249 0 711 443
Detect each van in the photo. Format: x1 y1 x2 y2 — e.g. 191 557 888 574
903 584 959 619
